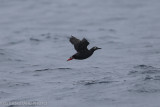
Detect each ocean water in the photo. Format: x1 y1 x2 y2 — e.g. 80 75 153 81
0 0 160 107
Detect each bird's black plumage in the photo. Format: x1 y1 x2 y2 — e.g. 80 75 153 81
67 36 101 61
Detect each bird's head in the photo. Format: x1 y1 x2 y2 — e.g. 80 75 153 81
67 56 74 61
91 46 101 51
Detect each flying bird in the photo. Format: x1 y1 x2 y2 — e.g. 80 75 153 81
67 36 101 61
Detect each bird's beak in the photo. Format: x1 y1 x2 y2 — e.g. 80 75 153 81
67 57 73 61
97 47 101 49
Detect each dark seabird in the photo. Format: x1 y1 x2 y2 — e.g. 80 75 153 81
67 36 101 61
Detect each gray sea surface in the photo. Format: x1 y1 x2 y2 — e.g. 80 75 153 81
0 0 160 107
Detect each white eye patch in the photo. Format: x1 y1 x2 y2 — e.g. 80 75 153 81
94 47 97 49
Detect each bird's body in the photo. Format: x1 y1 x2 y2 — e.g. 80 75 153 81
67 36 101 61
72 50 94 60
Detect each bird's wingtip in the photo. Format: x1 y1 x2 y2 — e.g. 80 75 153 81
67 35 74 39
71 35 74 38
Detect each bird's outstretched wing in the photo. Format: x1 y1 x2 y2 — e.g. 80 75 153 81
70 36 80 45
69 36 89 52
80 38 89 49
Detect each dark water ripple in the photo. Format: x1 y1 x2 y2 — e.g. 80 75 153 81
129 64 160 75
29 33 69 44
34 67 72 72
9 82 31 88
0 80 31 88
134 64 156 69
7 40 25 45
29 37 42 42
34 68 52 72
128 65 160 93
0 91 10 99
128 87 160 93
0 52 5 55
56 67 72 70
77 79 117 86
29 33 51 42
7 105 15 107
